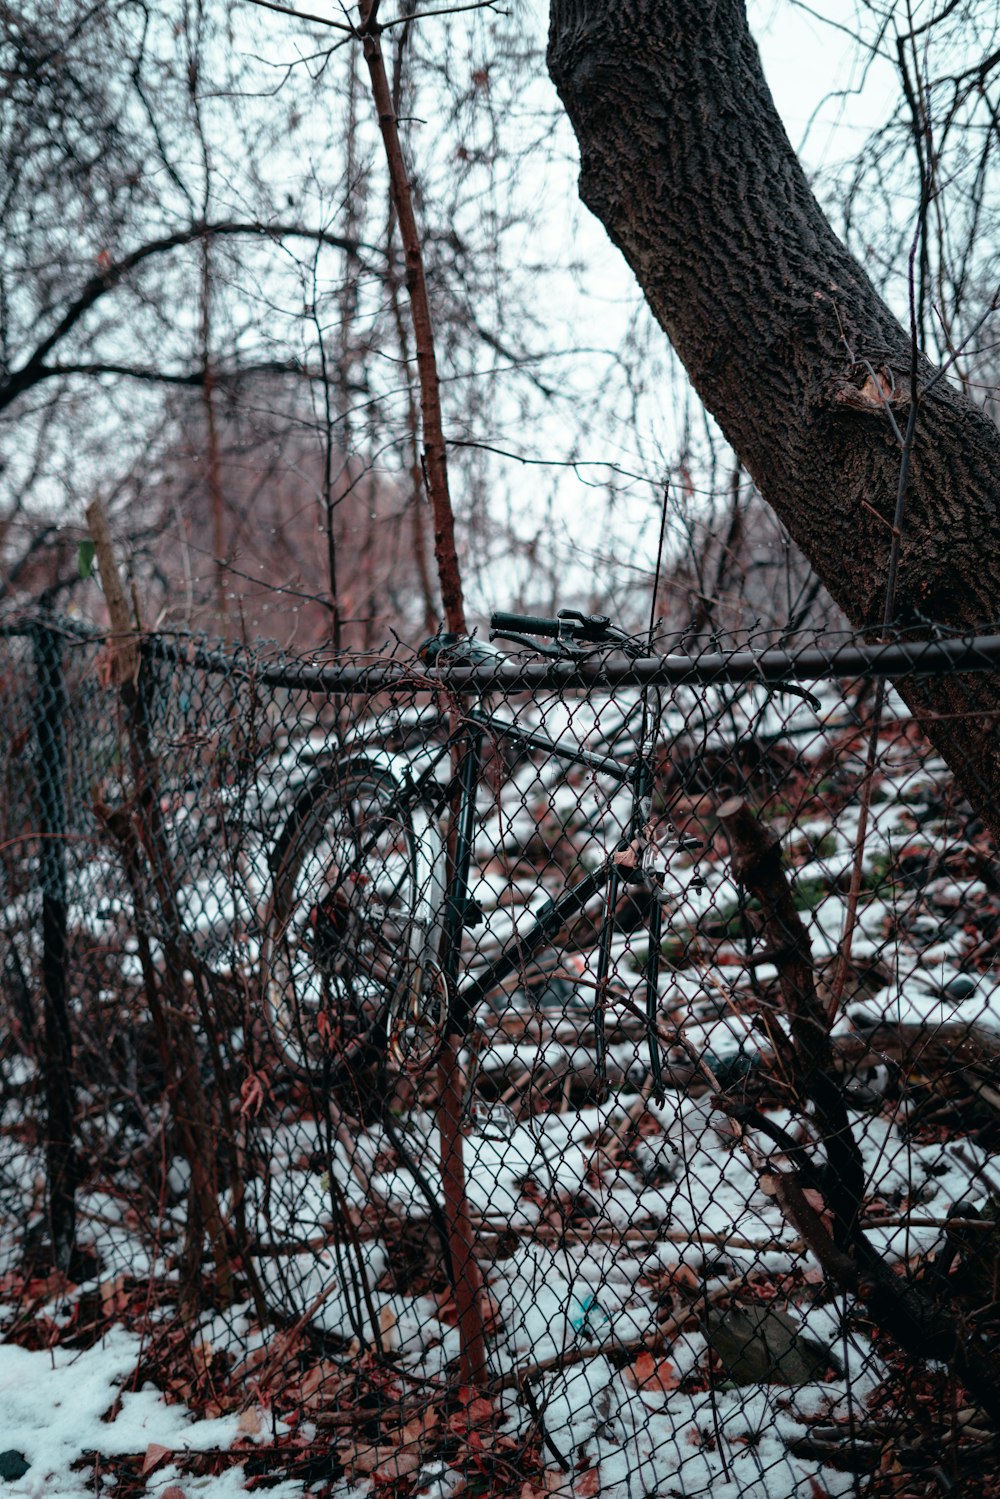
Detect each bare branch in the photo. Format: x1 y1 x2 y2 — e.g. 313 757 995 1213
239 0 354 32
379 1 505 31
28 359 328 389
0 221 370 415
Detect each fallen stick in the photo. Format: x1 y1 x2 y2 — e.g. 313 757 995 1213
491 1274 747 1392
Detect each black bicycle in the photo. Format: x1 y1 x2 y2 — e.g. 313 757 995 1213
261 610 699 1088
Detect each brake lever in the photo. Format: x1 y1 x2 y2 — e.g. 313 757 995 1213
556 609 612 642
490 629 593 659
489 629 563 657
556 610 649 658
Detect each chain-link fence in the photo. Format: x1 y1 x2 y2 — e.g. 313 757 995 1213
3 611 1000 1497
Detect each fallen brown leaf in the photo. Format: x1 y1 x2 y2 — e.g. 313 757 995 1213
373 1447 422 1481
237 1406 262 1436
338 1440 394 1476
627 1351 679 1394
99 1276 128 1318
141 1443 171 1476
543 1470 572 1494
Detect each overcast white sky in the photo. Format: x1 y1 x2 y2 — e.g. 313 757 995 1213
476 0 906 619
752 1 898 157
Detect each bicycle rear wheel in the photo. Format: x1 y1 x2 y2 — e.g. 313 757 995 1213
263 758 446 1076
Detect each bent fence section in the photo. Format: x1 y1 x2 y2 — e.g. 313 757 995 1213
2 614 1000 1497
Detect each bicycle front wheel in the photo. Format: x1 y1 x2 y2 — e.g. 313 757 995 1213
263 758 446 1076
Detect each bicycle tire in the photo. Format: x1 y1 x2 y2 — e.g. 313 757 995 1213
262 756 446 1076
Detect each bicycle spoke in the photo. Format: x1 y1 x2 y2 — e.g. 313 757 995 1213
263 765 443 1077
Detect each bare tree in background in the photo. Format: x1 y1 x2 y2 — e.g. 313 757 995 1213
0 0 597 642
7 0 1000 666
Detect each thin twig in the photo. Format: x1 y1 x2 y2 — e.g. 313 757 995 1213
240 0 353 31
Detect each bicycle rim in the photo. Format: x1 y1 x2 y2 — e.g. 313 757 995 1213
263 761 445 1076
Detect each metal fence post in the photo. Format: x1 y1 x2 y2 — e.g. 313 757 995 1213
33 620 76 1271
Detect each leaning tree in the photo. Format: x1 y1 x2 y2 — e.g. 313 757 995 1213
548 0 1000 835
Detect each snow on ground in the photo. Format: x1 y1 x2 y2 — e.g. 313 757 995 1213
3 676 1000 1497
0 1329 302 1499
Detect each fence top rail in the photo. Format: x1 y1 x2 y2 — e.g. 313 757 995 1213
3 612 1000 690
145 629 1000 692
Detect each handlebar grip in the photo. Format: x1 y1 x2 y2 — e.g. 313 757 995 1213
490 611 563 638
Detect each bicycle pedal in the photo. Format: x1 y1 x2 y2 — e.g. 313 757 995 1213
463 898 484 928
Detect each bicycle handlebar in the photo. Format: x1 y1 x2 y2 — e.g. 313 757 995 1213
490 611 563 638
490 609 614 642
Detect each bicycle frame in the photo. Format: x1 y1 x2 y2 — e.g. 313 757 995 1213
394 699 666 1097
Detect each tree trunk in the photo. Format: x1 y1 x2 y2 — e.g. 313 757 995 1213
548 0 1000 837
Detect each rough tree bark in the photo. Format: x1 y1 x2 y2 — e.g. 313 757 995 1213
548 0 1000 837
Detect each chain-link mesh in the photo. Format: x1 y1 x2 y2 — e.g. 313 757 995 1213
3 613 1000 1496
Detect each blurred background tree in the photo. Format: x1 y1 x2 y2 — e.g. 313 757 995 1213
2 1 998 650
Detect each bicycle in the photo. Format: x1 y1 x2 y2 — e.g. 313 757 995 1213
261 609 701 1095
